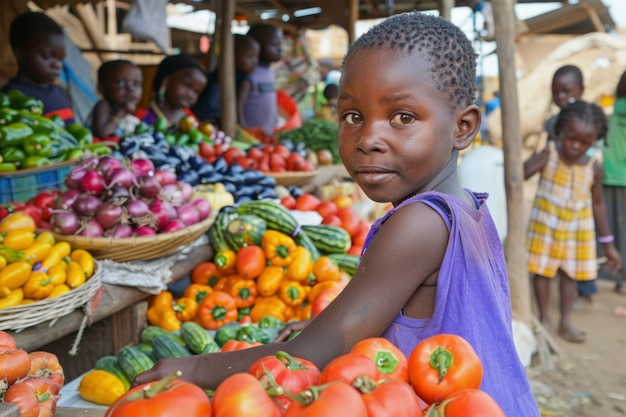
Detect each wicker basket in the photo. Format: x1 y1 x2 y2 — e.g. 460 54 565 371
267 170 319 186
49 216 214 263
0 262 102 332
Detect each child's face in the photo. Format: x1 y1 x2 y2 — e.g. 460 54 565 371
100 64 142 110
552 73 583 109
163 68 207 109
558 118 597 163
16 32 66 84
236 43 260 74
337 47 464 204
258 29 283 63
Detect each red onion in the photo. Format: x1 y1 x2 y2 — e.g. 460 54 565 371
55 189 81 210
134 226 157 236
97 156 123 178
137 175 162 200
78 219 104 237
104 224 134 238
191 198 211 220
149 199 175 231
180 182 193 203
50 210 80 235
131 159 155 177
96 203 123 230
64 166 89 190
160 184 185 207
153 169 178 186
72 194 101 218
78 156 99 170
81 171 106 195
107 167 137 190
177 203 200 226
162 219 186 233
125 198 150 219
106 185 130 205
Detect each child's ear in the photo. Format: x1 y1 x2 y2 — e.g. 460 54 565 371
453 104 481 150
13 46 25 63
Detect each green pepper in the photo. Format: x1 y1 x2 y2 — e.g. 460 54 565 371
154 116 169 133
66 123 93 146
187 143 199 154
84 144 112 157
235 324 272 344
57 129 79 148
0 162 17 172
21 156 50 168
164 134 177 146
175 133 190 146
1 147 26 164
17 112 58 135
187 128 204 145
0 92 10 108
213 322 241 347
134 121 151 134
258 315 286 330
49 114 65 128
66 148 84 161
23 134 52 156
6 90 44 115
0 122 35 147
48 141 69 160
0 108 17 125
237 307 251 321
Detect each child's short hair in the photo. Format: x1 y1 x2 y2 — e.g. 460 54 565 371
9 11 63 49
235 34 258 52
555 100 607 140
323 83 339 100
153 54 204 93
247 23 279 42
343 12 477 110
97 60 136 85
552 65 584 86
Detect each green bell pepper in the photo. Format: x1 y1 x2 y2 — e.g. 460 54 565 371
6 90 44 115
258 315 286 330
0 122 35 148
187 128 204 145
235 324 272 344
22 156 50 169
66 148 84 161
0 92 10 108
1 147 26 164
164 134 177 146
49 114 65 128
134 121 151 134
154 116 169 134
13 111 57 135
213 322 241 347
0 162 17 172
48 141 69 161
84 143 112 157
23 134 52 157
0 108 17 126
175 133 190 146
66 123 93 146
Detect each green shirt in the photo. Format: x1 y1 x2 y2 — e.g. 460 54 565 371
603 96 626 187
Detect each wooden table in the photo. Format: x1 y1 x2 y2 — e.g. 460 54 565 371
8 244 212 381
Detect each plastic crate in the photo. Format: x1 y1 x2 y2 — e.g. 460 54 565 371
0 160 75 204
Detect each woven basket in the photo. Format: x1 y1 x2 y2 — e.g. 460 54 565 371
267 170 319 186
0 262 102 332
49 216 214 263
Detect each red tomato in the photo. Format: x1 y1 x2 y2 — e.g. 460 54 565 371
236 157 258 170
223 147 246 165
105 374 212 417
273 144 291 159
220 340 262 352
350 337 409 383
338 207 361 237
310 287 341 317
199 142 216 159
320 353 382 385
285 381 367 417
315 201 338 219
212 373 283 417
257 154 270 172
352 228 369 248
281 196 297 210
246 147 264 161
4 376 59 417
18 205 42 228
270 153 287 172
358 378 424 417
408 334 483 405
322 214 342 227
248 350 321 408
28 351 65 388
235 245 266 279
286 152 307 171
427 389 506 417
295 194 321 211
0 348 31 385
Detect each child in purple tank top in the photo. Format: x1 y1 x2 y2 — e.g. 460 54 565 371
134 12 540 415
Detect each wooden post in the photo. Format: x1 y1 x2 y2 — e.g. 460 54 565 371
440 0 454 21
219 0 236 139
347 0 358 44
490 0 532 325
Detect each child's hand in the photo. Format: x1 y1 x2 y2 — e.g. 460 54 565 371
603 245 623 276
274 319 311 342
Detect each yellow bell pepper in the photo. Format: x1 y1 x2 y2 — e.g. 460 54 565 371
182 283 213 304
23 270 55 299
0 288 24 309
47 263 67 285
173 297 198 322
70 249 94 278
150 290 174 309
214 249 237 275
261 230 297 267
0 261 32 289
46 284 70 299
39 241 71 272
0 255 6 270
278 279 307 308
34 231 55 245
23 242 52 265
66 261 86 289
78 369 127 406
250 295 288 323
312 256 341 283
256 266 284 297
147 304 181 331
286 246 313 282
1 230 35 250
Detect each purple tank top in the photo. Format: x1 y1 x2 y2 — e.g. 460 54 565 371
241 65 277 135
364 191 539 416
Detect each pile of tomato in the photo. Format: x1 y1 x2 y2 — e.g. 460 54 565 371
0 330 65 417
105 334 506 417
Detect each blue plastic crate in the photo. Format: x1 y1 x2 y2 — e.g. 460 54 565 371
0 160 75 204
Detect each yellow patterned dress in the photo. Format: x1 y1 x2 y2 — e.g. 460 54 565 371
527 141 598 280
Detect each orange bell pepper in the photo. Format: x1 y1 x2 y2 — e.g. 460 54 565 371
190 262 222 286
227 278 258 309
173 297 199 322
261 230 297 267
312 256 341 283
249 295 288 323
278 279 307 308
183 283 213 304
197 290 238 330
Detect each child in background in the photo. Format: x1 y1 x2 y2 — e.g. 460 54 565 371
525 100 622 343
545 65 584 142
1 11 75 124
136 12 540 416
240 23 283 135
89 60 142 140
136 54 207 127
192 34 260 125
314 83 338 121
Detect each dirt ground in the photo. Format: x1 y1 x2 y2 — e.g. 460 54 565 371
527 279 626 416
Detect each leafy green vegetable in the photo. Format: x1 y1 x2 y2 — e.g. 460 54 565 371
276 119 340 163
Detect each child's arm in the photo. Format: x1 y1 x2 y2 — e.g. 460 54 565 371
133 202 449 389
591 161 623 275
237 79 252 125
523 144 550 179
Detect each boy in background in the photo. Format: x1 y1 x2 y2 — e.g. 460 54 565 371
1 11 75 124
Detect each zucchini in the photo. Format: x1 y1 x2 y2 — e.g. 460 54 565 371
152 335 192 359
224 214 267 251
208 207 237 252
117 345 155 381
93 355 131 390
180 321 220 354
301 225 352 254
327 253 361 276
140 325 186 347
236 200 298 235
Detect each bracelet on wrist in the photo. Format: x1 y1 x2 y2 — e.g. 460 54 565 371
598 235 614 243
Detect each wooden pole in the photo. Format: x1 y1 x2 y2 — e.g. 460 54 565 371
490 0 532 325
218 0 236 139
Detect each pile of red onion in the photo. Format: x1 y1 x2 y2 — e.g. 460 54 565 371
48 156 211 238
